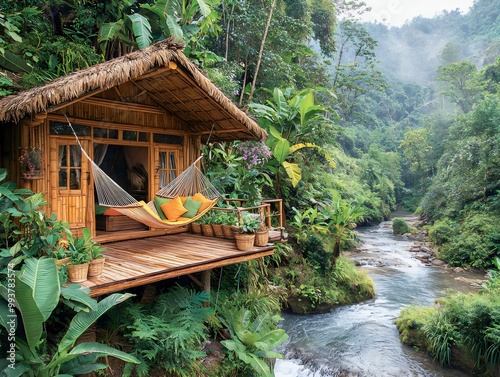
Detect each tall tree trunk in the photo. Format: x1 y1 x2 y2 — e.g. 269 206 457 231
331 237 341 271
238 54 249 106
246 0 277 104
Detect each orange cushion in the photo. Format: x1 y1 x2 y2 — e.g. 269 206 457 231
160 196 188 221
192 192 208 202
191 193 214 213
103 208 122 216
198 199 214 213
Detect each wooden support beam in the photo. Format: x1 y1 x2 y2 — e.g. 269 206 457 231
201 270 211 294
80 97 165 114
188 274 202 288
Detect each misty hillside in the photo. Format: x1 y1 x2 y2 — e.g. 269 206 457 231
365 0 500 84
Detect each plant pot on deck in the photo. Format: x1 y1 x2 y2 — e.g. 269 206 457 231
255 229 269 246
67 263 89 283
191 222 202 234
233 233 255 251
212 224 225 238
222 225 235 239
201 224 214 237
88 258 105 277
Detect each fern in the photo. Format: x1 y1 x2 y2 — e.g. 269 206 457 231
121 285 213 375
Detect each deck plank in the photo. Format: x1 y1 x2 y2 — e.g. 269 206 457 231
80 233 275 296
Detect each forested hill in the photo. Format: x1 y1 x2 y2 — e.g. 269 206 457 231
365 0 500 84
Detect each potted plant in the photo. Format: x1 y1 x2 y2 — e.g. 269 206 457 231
232 212 261 251
87 233 106 277
54 240 70 268
19 146 44 180
67 236 91 283
199 211 215 237
222 211 237 239
211 211 226 238
255 221 270 247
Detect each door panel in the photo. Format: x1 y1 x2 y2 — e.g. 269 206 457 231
49 137 92 235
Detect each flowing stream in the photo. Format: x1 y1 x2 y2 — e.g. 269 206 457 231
274 215 485 377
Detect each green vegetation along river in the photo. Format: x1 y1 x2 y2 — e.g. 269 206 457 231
275 215 485 376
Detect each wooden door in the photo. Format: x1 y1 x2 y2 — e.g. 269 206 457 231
49 137 92 236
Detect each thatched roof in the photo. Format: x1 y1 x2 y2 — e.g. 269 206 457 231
0 38 267 141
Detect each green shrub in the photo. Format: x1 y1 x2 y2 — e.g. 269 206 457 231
437 212 500 268
392 218 411 235
428 218 457 245
302 234 330 276
396 291 500 374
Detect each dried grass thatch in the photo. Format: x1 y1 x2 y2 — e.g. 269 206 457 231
0 38 267 141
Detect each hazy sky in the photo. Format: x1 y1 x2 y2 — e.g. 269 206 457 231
360 0 476 26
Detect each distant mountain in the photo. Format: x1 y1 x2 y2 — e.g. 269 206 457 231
365 0 500 84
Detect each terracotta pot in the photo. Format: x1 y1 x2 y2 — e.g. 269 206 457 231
67 263 89 283
201 224 214 237
233 233 255 251
212 224 225 238
255 229 269 246
88 258 105 277
222 225 235 239
191 222 202 234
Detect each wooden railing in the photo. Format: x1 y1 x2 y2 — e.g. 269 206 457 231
213 198 285 231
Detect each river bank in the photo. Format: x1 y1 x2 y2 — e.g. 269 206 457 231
275 215 485 376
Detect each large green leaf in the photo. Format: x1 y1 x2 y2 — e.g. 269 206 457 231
14 277 44 348
61 284 97 312
127 13 152 49
0 299 10 331
19 258 60 321
0 51 31 73
141 0 168 29
273 88 288 120
282 161 301 187
57 293 133 353
196 0 211 16
299 92 314 126
272 139 290 164
240 352 272 377
166 15 183 41
50 342 140 371
97 20 125 43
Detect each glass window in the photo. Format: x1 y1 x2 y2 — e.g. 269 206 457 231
94 127 119 139
158 151 178 189
58 145 81 189
50 121 89 136
153 134 183 145
124 130 149 142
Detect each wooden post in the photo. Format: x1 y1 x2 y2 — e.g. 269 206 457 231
201 269 211 307
201 269 211 294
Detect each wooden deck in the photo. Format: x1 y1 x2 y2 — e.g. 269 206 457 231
81 232 276 297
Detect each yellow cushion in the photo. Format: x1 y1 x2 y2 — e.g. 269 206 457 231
160 197 188 221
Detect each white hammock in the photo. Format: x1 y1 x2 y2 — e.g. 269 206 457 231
66 118 221 228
